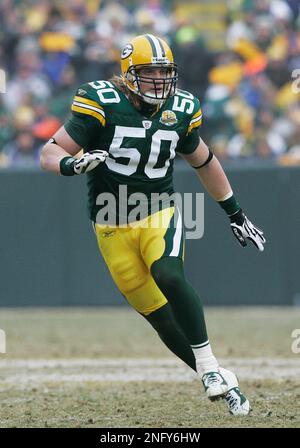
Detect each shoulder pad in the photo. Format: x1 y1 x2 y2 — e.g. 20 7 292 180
71 82 107 127
173 89 201 116
172 90 202 133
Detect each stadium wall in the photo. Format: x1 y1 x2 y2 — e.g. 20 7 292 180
1 164 299 307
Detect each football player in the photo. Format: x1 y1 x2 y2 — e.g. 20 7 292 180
40 34 266 416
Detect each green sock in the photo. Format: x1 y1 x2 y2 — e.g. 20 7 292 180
142 303 196 372
151 257 208 346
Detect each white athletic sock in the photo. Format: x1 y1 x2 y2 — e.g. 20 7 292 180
191 341 219 375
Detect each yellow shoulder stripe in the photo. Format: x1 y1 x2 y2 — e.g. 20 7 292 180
73 95 104 111
71 104 106 126
187 117 202 134
192 109 202 120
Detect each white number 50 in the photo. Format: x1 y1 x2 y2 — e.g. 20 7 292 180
89 80 121 104
106 126 179 179
173 90 194 114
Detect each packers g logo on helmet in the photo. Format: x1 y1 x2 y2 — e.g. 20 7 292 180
121 43 133 60
120 34 178 105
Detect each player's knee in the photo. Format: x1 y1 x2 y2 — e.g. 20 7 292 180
145 303 175 334
151 260 183 292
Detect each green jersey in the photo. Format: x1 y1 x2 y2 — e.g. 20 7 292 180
64 80 202 224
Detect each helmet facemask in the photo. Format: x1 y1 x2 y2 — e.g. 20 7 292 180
125 63 178 105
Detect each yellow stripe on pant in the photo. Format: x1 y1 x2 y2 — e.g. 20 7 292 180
94 207 184 315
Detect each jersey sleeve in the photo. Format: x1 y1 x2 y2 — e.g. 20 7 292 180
64 85 106 149
177 100 203 155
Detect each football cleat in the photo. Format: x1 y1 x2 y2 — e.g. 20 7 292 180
201 371 228 401
218 367 251 416
224 387 251 416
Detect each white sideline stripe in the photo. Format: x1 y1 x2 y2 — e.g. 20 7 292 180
1 358 299 368
0 358 300 387
0 358 182 368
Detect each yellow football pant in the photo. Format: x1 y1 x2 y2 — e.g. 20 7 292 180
94 207 184 316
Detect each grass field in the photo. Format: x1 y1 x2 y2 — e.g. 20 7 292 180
0 307 300 428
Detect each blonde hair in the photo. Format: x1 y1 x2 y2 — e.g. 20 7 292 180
109 75 142 110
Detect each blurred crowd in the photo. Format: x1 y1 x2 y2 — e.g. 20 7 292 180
0 0 299 168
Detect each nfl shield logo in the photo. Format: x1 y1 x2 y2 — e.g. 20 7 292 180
142 120 152 129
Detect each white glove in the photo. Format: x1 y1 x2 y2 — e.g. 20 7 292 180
73 150 108 174
230 211 266 252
